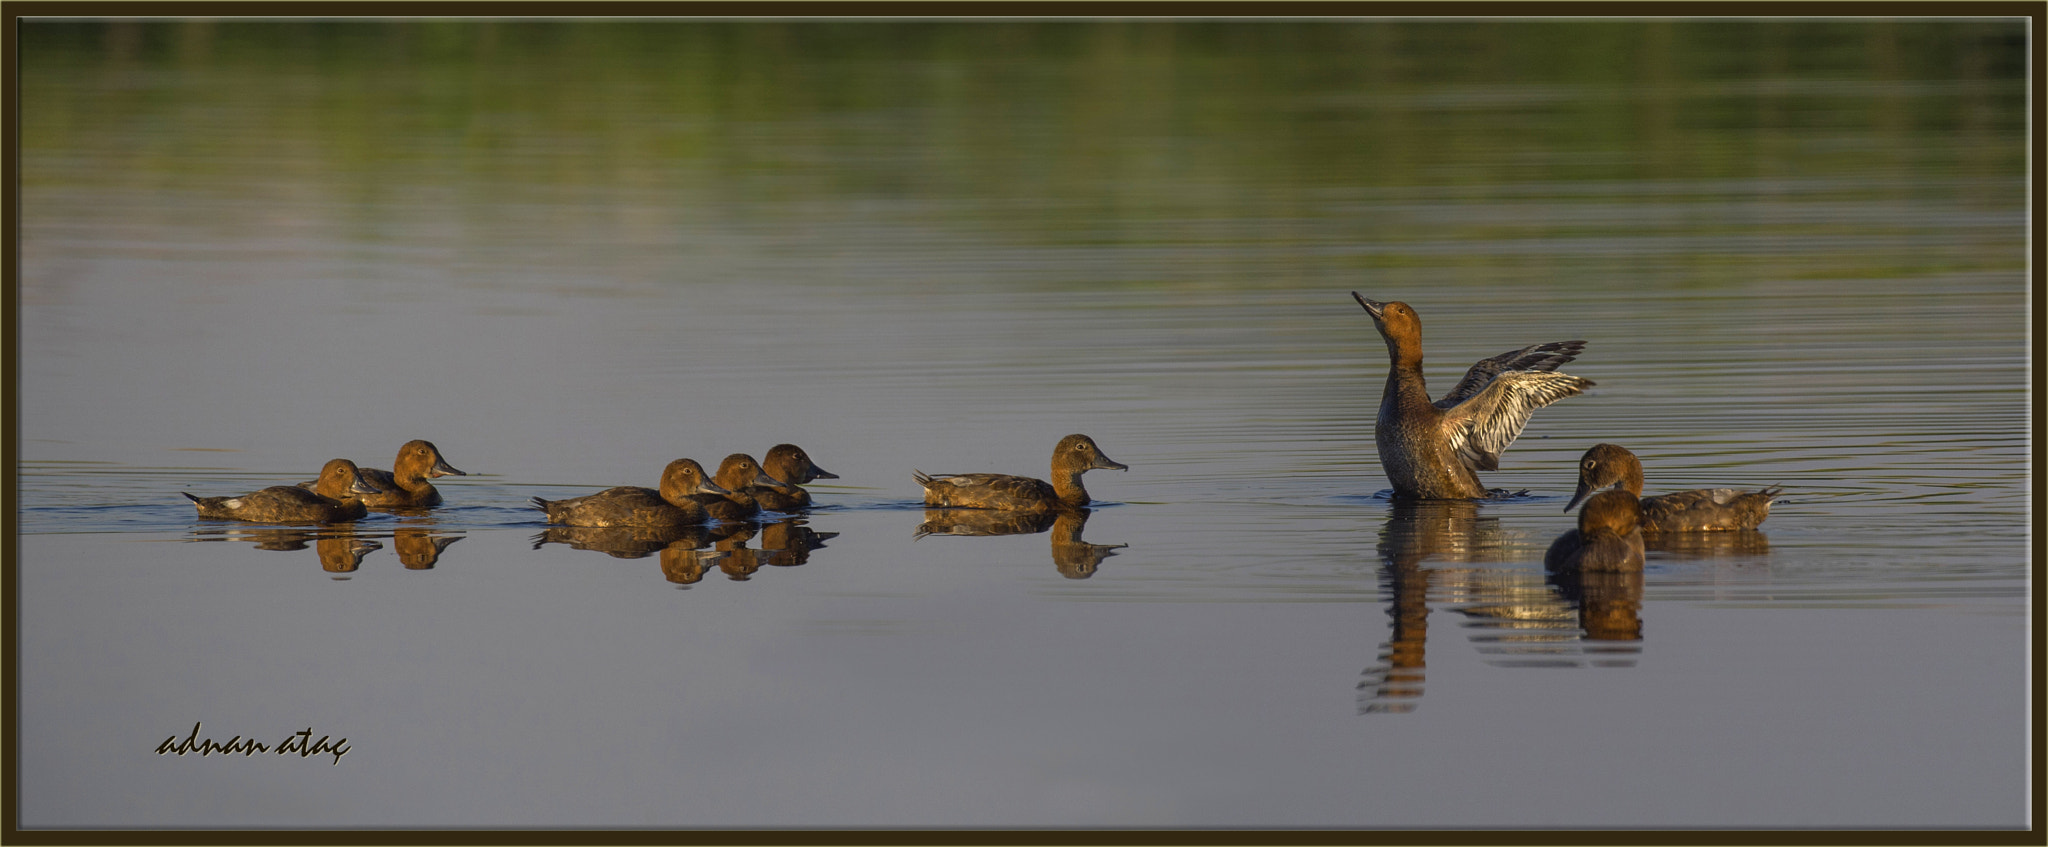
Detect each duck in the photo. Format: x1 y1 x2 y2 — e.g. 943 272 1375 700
914 433 1127 512
1562 443 1781 531
695 454 785 522
305 439 465 509
1354 293 1593 499
530 458 729 528
183 458 380 523
1544 489 1646 572
751 443 839 512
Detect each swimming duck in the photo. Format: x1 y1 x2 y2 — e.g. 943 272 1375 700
353 440 465 508
1544 489 1646 572
752 443 839 512
914 433 1127 512
696 454 784 522
530 458 729 528
305 440 466 509
183 459 380 523
1354 293 1593 499
1562 443 1781 531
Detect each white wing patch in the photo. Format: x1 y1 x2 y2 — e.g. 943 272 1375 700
1441 371 1593 472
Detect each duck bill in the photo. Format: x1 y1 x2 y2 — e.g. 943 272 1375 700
807 463 840 481
1092 455 1130 472
429 458 467 478
1562 480 1599 513
695 478 733 497
751 471 787 490
1352 292 1385 320
350 475 382 495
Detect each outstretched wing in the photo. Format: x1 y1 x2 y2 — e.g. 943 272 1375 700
1435 341 1587 409
1440 371 1593 471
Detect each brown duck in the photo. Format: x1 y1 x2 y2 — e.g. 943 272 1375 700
1355 293 1593 498
184 459 380 523
1544 489 1646 572
1562 443 1781 531
304 439 465 509
695 454 785 522
530 458 729 528
751 443 839 512
914 434 1126 512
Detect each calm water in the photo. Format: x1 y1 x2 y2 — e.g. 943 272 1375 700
15 20 2031 829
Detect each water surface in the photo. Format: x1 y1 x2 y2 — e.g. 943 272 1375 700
15 19 2030 830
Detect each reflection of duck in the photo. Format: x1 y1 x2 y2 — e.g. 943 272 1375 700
914 434 1127 511
1352 293 1592 499
531 524 718 559
756 518 837 568
531 458 728 528
915 507 1123 579
183 459 380 523
661 543 719 585
391 528 462 569
715 524 764 580
698 454 783 522
1548 569 1644 642
1359 499 1608 715
1544 490 1646 572
305 440 466 509
1563 443 1780 531
188 526 383 572
753 444 838 512
1645 530 1769 559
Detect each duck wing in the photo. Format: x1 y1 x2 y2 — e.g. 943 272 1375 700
1439 371 1594 472
1435 341 1586 409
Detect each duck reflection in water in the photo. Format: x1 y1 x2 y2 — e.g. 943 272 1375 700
1548 569 1645 643
1358 498 1612 715
712 518 839 580
186 526 383 575
916 508 1125 579
385 526 463 569
533 523 728 585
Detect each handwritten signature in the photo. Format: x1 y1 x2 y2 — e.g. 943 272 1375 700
155 722 350 765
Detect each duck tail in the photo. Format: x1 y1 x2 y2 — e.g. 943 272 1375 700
528 496 552 512
911 469 935 488
180 492 202 503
